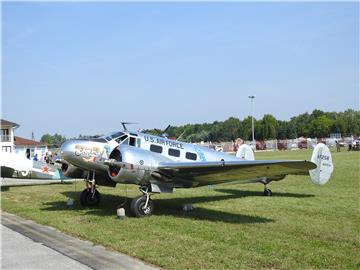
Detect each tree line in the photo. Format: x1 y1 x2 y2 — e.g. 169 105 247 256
145 109 360 142
40 133 101 147
40 109 359 146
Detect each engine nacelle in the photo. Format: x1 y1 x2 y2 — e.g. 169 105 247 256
61 163 85 178
108 144 172 185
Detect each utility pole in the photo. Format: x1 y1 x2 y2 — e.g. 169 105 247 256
248 95 255 147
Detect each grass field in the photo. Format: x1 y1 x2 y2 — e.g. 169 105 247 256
1 149 359 269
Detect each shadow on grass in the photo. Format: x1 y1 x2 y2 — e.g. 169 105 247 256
40 189 313 224
216 189 315 199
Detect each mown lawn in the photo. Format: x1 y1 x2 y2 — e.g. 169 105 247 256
1 149 359 269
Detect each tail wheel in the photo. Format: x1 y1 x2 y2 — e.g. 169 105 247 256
130 195 154 217
263 188 272 196
80 189 101 206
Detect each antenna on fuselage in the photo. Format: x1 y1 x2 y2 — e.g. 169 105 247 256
177 129 186 141
121 122 138 131
154 125 171 138
162 125 171 137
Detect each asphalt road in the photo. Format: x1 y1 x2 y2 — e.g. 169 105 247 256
1 212 159 270
1 224 91 270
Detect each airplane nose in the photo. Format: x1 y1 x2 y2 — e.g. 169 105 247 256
60 140 76 160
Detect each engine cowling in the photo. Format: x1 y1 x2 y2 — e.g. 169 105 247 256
108 144 172 184
61 163 85 178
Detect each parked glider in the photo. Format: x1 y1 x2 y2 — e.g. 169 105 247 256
59 124 333 217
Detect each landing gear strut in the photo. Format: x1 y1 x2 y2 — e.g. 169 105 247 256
130 185 154 217
80 171 101 206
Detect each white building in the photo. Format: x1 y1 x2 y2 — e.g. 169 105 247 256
14 136 48 160
0 119 19 153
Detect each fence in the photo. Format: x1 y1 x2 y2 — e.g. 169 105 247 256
197 136 357 152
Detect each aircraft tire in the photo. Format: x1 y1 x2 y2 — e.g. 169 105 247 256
80 189 101 207
130 196 154 217
263 188 272 196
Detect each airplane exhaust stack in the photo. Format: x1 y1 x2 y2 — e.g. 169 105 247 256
309 143 334 185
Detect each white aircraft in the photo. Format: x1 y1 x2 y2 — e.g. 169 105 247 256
59 124 333 217
0 152 63 180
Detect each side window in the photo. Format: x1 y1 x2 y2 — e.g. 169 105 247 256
136 138 141 148
168 148 180 157
186 152 197 161
129 137 136 146
150 144 162 154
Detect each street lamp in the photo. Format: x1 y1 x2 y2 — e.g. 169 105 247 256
248 95 255 147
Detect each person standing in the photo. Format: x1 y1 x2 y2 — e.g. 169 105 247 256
336 140 341 152
236 138 255 160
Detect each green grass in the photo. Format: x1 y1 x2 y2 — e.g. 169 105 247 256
1 149 359 269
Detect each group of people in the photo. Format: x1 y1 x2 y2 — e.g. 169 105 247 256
348 139 360 151
335 139 360 152
32 151 59 164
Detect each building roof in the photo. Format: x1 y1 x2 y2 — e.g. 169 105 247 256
14 136 47 147
1 119 20 128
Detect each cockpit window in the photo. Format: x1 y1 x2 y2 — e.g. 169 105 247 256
104 131 125 141
115 135 128 144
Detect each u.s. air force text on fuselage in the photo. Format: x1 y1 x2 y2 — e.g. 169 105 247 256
144 135 184 149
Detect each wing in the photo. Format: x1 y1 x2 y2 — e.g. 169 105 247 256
156 160 316 187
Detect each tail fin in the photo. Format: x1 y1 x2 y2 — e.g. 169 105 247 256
309 143 333 185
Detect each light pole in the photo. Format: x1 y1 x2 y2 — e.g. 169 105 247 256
248 95 255 147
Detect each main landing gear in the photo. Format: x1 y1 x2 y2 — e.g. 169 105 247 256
78 174 154 217
130 185 154 217
80 172 101 207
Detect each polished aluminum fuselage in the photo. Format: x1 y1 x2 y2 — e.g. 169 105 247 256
60 130 240 186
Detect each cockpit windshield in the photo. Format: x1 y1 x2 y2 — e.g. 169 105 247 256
104 131 125 142
115 134 128 144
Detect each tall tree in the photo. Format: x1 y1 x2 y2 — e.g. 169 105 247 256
40 133 66 147
261 114 277 139
309 115 334 138
222 117 242 141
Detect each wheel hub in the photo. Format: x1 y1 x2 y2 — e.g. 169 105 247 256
142 205 151 215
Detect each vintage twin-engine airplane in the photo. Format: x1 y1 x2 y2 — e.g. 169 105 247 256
60 125 333 217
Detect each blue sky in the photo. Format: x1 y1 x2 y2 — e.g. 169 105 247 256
2 2 359 139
